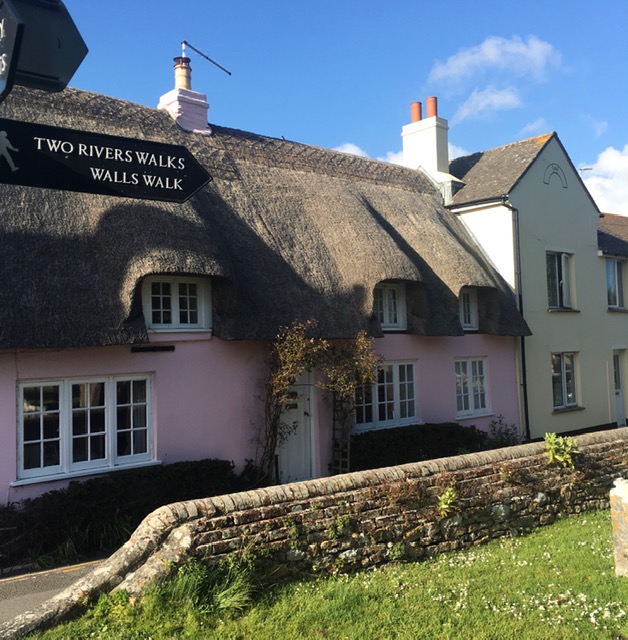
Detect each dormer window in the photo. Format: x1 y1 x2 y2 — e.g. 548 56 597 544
459 287 478 330
142 276 211 331
374 283 407 331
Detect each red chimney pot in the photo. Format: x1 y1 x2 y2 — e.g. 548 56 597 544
426 96 438 118
411 101 422 123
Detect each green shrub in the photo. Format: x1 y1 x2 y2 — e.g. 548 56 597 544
350 423 488 471
0 459 251 569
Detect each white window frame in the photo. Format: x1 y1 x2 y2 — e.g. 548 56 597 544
459 288 479 330
454 358 489 418
551 352 578 410
354 361 417 431
546 251 573 309
17 375 153 481
606 258 625 309
142 276 211 331
373 284 407 331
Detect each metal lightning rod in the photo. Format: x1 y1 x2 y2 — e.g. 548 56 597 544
182 41 232 76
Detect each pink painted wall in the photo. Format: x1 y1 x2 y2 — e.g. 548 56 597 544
0 332 520 504
376 333 520 431
0 335 269 504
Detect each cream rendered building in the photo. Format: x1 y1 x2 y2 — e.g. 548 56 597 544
402 99 626 439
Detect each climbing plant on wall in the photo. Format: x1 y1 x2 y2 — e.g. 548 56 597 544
255 320 379 482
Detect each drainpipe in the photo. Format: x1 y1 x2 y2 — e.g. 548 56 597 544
502 198 531 441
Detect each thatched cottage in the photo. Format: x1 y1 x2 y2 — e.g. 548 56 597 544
0 60 529 503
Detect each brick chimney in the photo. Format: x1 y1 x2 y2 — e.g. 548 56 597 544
158 55 211 134
401 97 461 204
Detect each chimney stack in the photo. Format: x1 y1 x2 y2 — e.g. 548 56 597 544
401 97 462 204
158 55 211 134
401 95 449 176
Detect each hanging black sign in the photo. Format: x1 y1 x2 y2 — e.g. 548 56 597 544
0 0 24 103
0 117 211 202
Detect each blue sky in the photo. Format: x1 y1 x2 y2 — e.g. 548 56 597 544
63 0 628 213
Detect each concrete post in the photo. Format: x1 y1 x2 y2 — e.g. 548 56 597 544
611 478 628 576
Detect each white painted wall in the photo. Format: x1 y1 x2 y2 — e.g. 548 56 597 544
456 136 622 438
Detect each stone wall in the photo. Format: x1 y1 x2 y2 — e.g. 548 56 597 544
2 428 627 639
116 428 628 593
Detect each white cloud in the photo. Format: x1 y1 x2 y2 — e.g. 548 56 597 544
583 144 628 215
452 86 522 124
333 142 369 157
377 150 404 165
429 35 562 84
593 120 608 137
518 118 548 137
449 143 469 160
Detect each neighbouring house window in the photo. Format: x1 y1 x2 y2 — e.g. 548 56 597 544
355 361 416 430
142 276 211 330
546 252 572 308
459 288 479 330
373 283 407 330
606 258 625 309
454 358 488 417
18 375 153 480
551 353 577 409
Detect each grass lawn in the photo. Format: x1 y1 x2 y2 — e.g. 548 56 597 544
32 509 628 639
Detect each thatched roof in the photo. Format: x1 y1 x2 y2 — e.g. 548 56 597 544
0 86 528 349
598 212 628 257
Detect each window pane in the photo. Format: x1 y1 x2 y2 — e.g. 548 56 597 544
132 380 147 403
91 409 105 433
547 254 559 307
134 430 147 454
24 443 41 469
117 406 130 430
23 387 40 412
564 354 576 405
117 432 131 456
23 415 40 442
73 437 88 462
551 354 564 408
133 406 147 428
43 413 59 440
73 409 87 435
607 260 618 306
91 435 106 460
117 381 130 405
43 442 60 467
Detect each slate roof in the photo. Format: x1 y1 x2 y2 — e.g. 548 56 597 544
598 213 628 257
0 86 529 349
449 133 553 206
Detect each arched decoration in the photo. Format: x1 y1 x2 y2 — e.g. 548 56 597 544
543 163 568 188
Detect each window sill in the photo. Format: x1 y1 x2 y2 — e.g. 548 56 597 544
552 405 585 414
547 308 580 313
147 330 213 342
607 307 628 313
457 411 494 421
11 460 162 487
380 326 408 332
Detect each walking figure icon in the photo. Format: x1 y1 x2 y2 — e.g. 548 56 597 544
0 130 19 171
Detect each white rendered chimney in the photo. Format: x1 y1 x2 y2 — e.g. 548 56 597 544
401 97 462 204
158 56 212 134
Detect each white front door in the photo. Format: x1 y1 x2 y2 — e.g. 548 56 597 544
613 351 626 427
276 373 314 483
